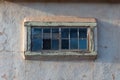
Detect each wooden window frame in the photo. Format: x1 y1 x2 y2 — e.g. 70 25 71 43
24 16 97 60
31 27 88 51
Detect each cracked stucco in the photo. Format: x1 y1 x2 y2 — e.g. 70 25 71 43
0 1 120 80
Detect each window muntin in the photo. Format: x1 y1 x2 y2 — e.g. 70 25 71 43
31 27 88 52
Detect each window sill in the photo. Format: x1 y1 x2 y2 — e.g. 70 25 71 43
24 51 97 60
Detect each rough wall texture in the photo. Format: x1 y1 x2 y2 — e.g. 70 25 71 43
0 1 120 80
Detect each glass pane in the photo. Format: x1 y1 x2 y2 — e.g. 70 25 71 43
52 33 59 39
32 28 42 39
43 33 51 39
52 39 59 50
70 28 78 38
31 28 42 51
61 39 69 49
70 38 78 49
79 39 87 49
43 28 50 33
61 28 69 38
79 28 87 38
43 28 51 39
31 39 42 51
52 28 59 33
43 39 51 50
52 28 59 39
32 28 42 34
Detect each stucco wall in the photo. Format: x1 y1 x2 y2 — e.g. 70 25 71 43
0 1 120 80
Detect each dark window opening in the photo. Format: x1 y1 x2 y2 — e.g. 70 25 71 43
61 39 69 49
43 39 51 50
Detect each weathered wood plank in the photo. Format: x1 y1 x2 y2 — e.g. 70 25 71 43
25 22 97 27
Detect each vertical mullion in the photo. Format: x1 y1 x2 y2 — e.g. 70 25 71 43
51 28 52 50
69 28 70 50
59 28 61 51
41 28 43 50
78 28 79 51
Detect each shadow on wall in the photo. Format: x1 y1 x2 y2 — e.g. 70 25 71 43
97 19 120 63
13 3 104 17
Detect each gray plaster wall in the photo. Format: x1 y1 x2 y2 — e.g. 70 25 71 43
0 1 120 80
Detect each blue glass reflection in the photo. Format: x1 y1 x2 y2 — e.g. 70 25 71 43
70 38 78 49
32 28 42 34
43 28 50 33
61 39 69 49
52 40 59 50
70 28 78 38
52 28 59 39
61 28 69 38
79 39 87 49
31 39 42 51
52 28 59 33
32 28 42 39
79 28 87 38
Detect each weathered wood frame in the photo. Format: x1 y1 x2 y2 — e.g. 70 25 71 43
24 19 97 60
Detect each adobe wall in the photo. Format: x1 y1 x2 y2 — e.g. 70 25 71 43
0 1 120 80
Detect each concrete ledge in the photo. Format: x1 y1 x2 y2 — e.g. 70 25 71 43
24 16 97 27
24 16 96 23
24 51 97 60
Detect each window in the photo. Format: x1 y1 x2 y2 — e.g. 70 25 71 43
31 27 88 51
24 16 97 60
